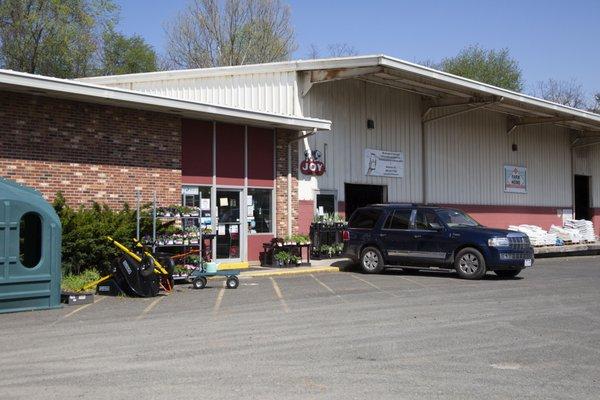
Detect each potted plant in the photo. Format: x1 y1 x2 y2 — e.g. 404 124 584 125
289 254 301 266
174 264 188 277
274 251 290 267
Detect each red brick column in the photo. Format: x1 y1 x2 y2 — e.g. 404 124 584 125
275 129 299 238
0 91 182 208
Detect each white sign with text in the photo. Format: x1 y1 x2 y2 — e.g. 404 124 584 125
364 148 404 177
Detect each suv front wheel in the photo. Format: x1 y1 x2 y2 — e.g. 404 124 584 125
360 247 384 274
454 247 486 280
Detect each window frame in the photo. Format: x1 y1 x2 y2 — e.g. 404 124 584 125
381 208 415 231
347 208 383 230
247 187 274 235
414 209 445 231
314 190 337 217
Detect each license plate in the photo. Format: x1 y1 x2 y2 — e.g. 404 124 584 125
524 259 532 267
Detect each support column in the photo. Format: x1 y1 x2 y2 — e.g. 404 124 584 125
275 130 299 238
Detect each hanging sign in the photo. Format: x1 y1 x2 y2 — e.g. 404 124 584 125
182 186 199 195
504 165 527 193
300 149 326 176
364 148 404 177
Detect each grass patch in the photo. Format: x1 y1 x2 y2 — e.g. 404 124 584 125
61 269 101 292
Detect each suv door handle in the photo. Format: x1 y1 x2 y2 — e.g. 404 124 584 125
413 234 422 239
379 233 387 237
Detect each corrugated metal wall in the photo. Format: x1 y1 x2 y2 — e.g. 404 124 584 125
300 79 423 202
425 109 572 207
587 146 600 208
97 69 588 210
102 71 300 116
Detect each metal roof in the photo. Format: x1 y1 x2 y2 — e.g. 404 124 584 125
81 54 600 133
0 69 331 131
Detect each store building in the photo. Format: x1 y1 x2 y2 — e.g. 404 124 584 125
83 55 600 236
0 70 330 266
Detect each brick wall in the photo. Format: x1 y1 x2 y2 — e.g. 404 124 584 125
0 90 181 208
275 130 299 237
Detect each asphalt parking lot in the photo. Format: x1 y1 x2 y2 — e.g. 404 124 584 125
1 256 600 399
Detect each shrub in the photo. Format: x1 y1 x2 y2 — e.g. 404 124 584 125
53 192 153 275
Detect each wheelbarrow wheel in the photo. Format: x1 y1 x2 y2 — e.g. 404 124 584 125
226 276 239 289
192 276 207 289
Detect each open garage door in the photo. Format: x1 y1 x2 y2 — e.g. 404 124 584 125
344 183 387 219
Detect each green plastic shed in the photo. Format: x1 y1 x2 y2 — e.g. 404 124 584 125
0 178 61 313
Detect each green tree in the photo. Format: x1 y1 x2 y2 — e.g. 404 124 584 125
99 27 157 75
0 0 117 78
440 44 524 92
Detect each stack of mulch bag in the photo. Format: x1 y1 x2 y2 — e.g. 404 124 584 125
563 219 596 243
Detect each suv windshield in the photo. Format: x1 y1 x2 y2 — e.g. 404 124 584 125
436 209 480 227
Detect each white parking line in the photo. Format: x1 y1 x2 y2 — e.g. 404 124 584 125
52 296 107 325
350 274 401 297
398 276 429 288
311 274 345 302
213 286 225 314
136 296 164 320
270 277 289 313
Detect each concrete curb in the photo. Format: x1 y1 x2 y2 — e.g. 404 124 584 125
240 266 341 278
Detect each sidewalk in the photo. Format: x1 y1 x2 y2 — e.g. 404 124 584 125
534 242 600 258
240 258 353 278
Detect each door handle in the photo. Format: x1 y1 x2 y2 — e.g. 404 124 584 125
379 233 387 237
413 234 422 239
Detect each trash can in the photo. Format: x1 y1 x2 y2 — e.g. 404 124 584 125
0 178 62 313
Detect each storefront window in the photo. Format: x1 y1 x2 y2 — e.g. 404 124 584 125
316 193 336 216
181 186 212 229
247 189 272 234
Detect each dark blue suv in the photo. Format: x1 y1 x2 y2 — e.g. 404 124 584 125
343 204 534 279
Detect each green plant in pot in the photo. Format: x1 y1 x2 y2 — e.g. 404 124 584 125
274 251 290 267
289 254 301 265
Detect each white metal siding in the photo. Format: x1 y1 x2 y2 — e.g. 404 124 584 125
573 147 591 176
587 146 600 208
99 71 300 116
300 79 423 202
425 110 572 207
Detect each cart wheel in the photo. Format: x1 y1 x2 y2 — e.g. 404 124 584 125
192 276 207 289
226 276 239 289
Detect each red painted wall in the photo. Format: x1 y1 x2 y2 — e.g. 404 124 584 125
592 209 600 236
445 204 563 231
182 119 212 185
216 123 245 186
248 234 274 262
338 201 346 219
298 200 314 235
248 127 274 187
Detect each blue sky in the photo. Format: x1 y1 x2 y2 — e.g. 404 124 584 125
115 0 600 98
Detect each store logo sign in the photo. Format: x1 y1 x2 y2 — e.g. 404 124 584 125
301 149 326 176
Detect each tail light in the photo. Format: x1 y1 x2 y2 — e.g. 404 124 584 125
342 230 350 241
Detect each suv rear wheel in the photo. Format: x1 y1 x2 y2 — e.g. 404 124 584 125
360 247 384 274
454 247 486 280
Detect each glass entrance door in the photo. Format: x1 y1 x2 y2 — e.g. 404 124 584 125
216 189 242 260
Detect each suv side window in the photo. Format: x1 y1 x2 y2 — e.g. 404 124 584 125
348 209 383 229
415 209 443 230
383 209 412 230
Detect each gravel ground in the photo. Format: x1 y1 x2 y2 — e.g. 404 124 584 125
1 256 599 399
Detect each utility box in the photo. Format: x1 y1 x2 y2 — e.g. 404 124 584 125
0 178 61 313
